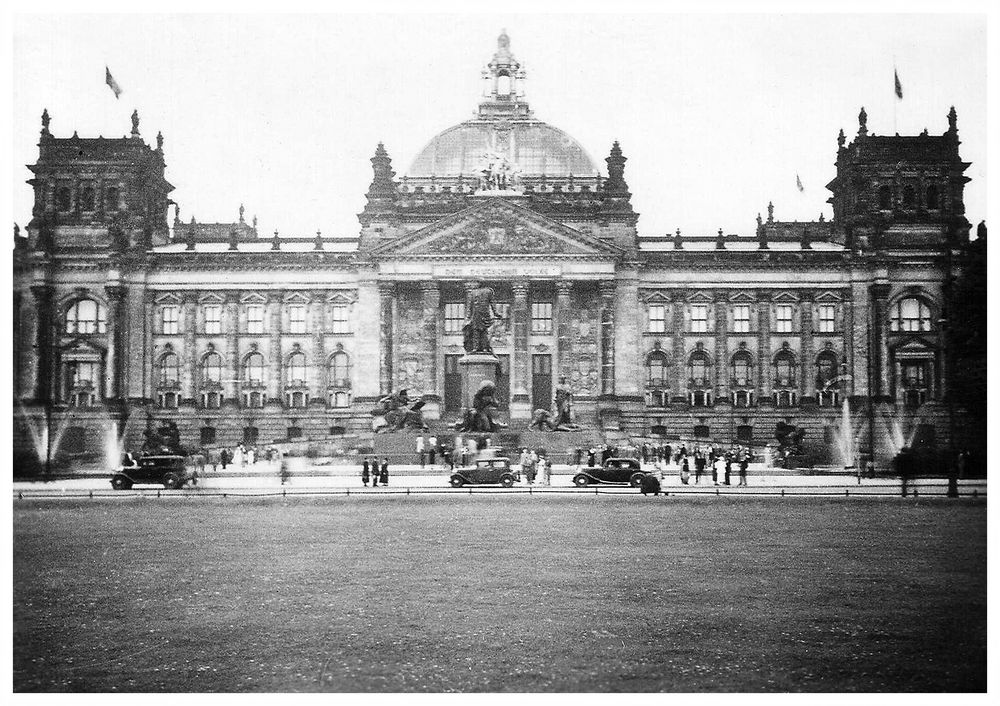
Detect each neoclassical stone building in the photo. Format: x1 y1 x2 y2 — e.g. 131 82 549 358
12 32 978 466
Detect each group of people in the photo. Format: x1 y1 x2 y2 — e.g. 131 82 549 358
361 457 391 487
671 445 752 486
518 448 551 485
574 445 619 468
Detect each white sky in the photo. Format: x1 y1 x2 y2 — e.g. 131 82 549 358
10 12 988 239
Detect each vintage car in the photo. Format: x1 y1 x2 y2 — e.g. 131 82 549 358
450 457 521 488
110 455 197 490
572 457 647 487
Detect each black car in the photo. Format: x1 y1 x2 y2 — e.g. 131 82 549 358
111 455 197 490
450 457 521 488
573 457 647 487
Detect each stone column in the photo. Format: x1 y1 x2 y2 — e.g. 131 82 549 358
870 282 892 399
757 295 772 403
599 281 616 396
104 284 126 400
142 290 155 403
182 294 197 404
556 281 574 385
420 281 442 419
672 295 686 402
311 296 326 407
267 293 282 406
510 280 531 420
30 284 54 403
225 293 239 406
378 282 395 396
715 299 729 403
800 294 815 403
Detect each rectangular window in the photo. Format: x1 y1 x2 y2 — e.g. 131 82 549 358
775 304 794 333
105 186 120 212
817 304 836 333
80 184 96 211
732 305 751 333
288 305 307 333
444 303 465 335
648 304 666 333
161 305 179 335
690 305 708 333
494 303 511 331
56 184 72 212
531 302 553 334
247 305 264 334
204 305 222 334
200 427 216 446
331 305 350 334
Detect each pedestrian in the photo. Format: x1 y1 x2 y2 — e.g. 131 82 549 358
380 457 389 486
587 448 596 467
664 444 672 464
713 456 722 485
694 453 705 484
460 446 469 467
416 435 424 466
724 455 732 485
371 456 379 487
428 445 437 467
680 459 690 485
361 457 370 486
248 447 256 465
419 448 426 469
209 448 219 472
220 448 229 470
641 443 649 463
640 472 661 496
279 453 291 486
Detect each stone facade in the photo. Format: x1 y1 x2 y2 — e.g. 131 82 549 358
12 34 981 469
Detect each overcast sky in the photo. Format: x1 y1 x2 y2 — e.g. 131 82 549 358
11 13 987 239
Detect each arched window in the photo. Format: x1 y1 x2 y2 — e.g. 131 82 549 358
66 299 106 334
328 351 350 387
287 352 307 386
816 352 839 388
244 352 265 385
689 351 711 387
926 184 940 210
159 353 180 386
890 297 932 332
773 350 796 387
878 185 892 210
201 352 223 385
902 184 916 208
646 350 668 387
731 351 754 387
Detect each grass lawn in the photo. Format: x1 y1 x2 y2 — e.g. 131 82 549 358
13 496 986 692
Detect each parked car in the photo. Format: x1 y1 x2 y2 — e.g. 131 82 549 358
573 457 647 487
450 457 520 488
111 455 197 490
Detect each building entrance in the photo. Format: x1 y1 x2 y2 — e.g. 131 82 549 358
444 354 462 412
532 353 552 412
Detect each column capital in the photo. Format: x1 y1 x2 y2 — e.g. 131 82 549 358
463 280 480 294
556 280 573 296
420 280 440 293
599 281 617 299
105 284 126 302
30 283 54 300
378 281 396 298
511 280 530 298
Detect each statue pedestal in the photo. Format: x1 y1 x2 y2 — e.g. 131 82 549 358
459 352 500 410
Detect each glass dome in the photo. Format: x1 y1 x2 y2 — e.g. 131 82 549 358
406 121 600 178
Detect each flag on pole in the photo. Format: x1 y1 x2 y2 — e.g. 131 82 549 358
894 68 903 100
796 174 804 192
106 66 122 99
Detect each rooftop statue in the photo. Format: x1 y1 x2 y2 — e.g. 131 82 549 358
479 150 520 192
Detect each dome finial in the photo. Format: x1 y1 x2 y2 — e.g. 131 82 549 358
498 28 510 50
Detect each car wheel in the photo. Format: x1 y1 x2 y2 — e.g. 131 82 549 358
450 477 465 488
573 474 589 487
111 476 129 491
500 475 515 488
163 473 181 490
630 472 646 487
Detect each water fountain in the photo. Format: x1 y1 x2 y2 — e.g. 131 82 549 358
832 397 863 474
15 400 77 476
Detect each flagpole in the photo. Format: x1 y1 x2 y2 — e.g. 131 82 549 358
892 58 898 134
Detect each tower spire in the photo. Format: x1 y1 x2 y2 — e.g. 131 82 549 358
478 29 530 119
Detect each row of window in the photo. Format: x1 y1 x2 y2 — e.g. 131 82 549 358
158 350 351 388
648 298 931 334
53 182 121 214
876 183 941 211
159 303 351 335
157 389 352 410
646 350 843 389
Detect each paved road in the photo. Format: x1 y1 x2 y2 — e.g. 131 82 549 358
12 468 986 498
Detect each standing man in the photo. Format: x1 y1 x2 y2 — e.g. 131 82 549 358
694 452 705 484
380 457 390 487
739 454 749 486
416 435 425 467
429 435 438 467
724 453 732 486
362 457 370 486
371 456 379 487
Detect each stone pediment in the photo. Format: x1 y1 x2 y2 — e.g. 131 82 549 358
372 198 622 258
